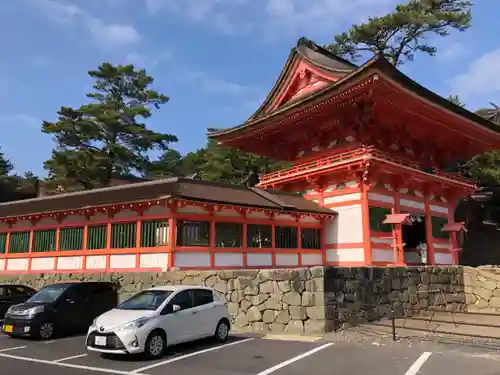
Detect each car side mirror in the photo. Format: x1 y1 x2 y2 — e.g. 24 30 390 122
172 304 181 312
65 298 75 304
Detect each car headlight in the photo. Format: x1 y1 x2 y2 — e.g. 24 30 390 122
17 305 44 317
116 317 151 331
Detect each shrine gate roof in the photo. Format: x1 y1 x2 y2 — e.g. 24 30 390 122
0 177 335 219
208 37 500 142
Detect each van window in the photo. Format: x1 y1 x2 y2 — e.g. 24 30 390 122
28 284 69 303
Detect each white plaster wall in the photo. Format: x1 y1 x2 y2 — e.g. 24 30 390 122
58 256 83 270
89 212 108 221
404 252 422 264
430 205 448 214
275 214 296 222
86 255 106 269
7 258 29 271
246 253 272 267
11 220 31 229
400 199 425 211
175 252 210 268
140 253 169 270
368 192 395 204
324 205 363 244
0 259 4 270
109 254 135 269
36 218 58 226
435 252 453 265
326 248 365 263
0 223 8 230
177 206 207 214
433 242 451 249
31 257 55 270
143 205 170 216
372 249 394 263
371 236 392 244
62 215 86 224
214 253 244 267
247 212 270 219
323 193 361 205
113 209 138 219
301 253 322 265
275 253 299 266
215 209 241 217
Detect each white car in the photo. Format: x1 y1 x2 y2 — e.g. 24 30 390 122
85 285 231 358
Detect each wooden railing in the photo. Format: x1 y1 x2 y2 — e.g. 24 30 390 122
259 146 474 185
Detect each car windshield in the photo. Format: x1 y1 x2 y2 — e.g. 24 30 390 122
27 284 69 303
117 290 173 311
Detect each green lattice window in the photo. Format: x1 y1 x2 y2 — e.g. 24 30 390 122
111 222 137 248
247 224 272 248
0 233 6 254
87 225 107 250
275 226 298 249
60 227 84 251
301 228 321 249
32 229 57 252
215 222 243 248
8 231 30 253
431 216 449 239
176 220 210 247
141 220 169 247
369 207 393 233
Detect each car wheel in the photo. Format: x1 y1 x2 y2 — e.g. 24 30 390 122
214 319 230 343
145 330 166 359
38 322 55 340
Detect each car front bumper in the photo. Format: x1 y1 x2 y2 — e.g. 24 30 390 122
2 316 43 337
86 328 145 355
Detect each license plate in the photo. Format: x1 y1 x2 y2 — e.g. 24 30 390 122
3 325 13 333
94 336 106 346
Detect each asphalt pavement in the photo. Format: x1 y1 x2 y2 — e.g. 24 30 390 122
0 331 497 375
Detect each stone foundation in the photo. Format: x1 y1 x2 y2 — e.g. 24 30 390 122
2 265 500 335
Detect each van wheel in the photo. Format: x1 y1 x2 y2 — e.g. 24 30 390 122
214 319 230 343
37 322 55 340
145 330 166 359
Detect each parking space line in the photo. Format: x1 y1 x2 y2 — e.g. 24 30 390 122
53 353 88 362
254 343 333 375
404 352 432 375
131 337 255 373
44 340 57 344
0 346 27 353
0 352 134 375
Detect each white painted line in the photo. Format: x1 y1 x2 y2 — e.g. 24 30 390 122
131 337 255 373
404 352 432 375
0 346 27 353
53 353 88 362
0 353 132 375
44 340 57 344
254 343 334 375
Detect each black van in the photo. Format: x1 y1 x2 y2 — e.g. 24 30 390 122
2 282 118 340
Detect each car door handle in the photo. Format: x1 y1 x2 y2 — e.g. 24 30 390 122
192 311 198 315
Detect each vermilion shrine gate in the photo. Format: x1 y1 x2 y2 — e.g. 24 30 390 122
209 38 500 267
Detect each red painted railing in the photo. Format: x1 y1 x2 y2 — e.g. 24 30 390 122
259 147 474 186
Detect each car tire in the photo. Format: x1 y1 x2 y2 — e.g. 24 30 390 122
214 319 230 343
145 330 166 359
37 322 55 340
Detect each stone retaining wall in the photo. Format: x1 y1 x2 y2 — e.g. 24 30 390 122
2 265 500 335
0 268 327 336
464 266 500 313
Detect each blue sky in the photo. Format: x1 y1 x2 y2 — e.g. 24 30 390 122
1 0 500 176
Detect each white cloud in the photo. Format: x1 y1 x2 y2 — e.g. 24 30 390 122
33 0 140 46
449 49 500 102
143 0 396 37
124 51 171 68
437 42 468 62
1 114 40 130
185 71 259 96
